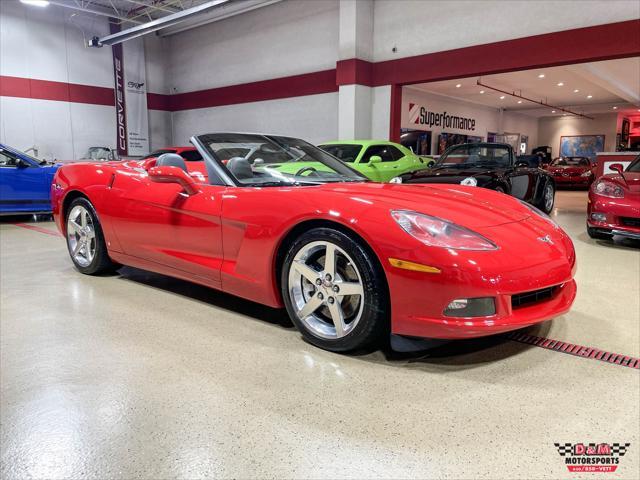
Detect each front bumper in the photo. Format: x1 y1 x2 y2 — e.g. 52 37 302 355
552 175 591 186
587 194 640 239
384 217 577 340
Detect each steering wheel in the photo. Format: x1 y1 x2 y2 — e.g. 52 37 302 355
295 166 318 176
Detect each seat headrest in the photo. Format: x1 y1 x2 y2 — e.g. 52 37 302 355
157 153 187 171
227 157 253 180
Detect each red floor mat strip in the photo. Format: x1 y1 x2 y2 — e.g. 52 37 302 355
12 223 61 237
507 332 639 369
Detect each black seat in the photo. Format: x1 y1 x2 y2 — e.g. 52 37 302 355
227 157 253 180
156 153 187 172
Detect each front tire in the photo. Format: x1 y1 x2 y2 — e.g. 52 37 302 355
66 197 117 275
281 227 388 353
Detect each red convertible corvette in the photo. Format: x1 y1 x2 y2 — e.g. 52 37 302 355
52 133 577 353
587 154 640 241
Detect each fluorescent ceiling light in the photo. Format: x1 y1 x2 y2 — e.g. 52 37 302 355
455 84 462 88
538 74 545 78
20 0 49 6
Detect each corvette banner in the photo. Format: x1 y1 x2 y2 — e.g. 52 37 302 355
110 21 149 157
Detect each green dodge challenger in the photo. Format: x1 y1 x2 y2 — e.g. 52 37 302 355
318 140 434 182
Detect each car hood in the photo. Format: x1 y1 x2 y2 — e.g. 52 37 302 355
602 172 640 193
547 166 590 174
315 182 529 228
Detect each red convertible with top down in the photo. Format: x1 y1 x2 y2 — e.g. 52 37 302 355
52 133 577 353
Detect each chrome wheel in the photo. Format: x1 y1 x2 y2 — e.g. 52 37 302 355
544 183 554 212
67 205 96 267
288 241 364 339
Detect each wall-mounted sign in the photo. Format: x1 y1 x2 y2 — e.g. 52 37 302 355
408 103 476 131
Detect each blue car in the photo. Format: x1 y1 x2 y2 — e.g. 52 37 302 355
0 144 60 215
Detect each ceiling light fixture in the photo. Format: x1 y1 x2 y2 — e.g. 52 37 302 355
476 79 594 119
573 89 579 93
538 74 545 78
552 110 556 113
557 82 564 86
455 84 462 88
587 95 593 99
479 90 485 94
517 100 523 104
613 106 618 110
20 0 49 6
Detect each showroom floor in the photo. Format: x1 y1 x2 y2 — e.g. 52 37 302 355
1 191 639 479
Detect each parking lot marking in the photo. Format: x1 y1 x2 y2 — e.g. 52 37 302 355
12 223 61 237
507 332 639 369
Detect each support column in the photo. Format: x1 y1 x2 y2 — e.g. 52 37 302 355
337 0 374 140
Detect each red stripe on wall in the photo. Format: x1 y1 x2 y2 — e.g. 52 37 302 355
146 92 172 111
371 19 640 86
169 69 338 111
0 75 115 106
336 58 374 87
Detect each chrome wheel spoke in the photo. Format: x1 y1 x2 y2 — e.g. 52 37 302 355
86 228 95 240
323 244 336 277
298 294 323 319
327 300 346 337
69 220 82 233
293 260 319 283
72 239 83 255
80 209 88 228
336 281 363 297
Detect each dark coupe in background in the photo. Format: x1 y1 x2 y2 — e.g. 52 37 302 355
399 142 556 213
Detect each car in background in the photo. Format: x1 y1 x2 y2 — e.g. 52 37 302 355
0 143 60 215
52 132 577 354
544 156 595 188
57 146 119 164
397 142 556 213
587 154 640 241
317 141 434 182
141 146 208 182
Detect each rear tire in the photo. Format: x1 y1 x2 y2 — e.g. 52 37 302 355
65 197 118 275
587 226 612 241
539 181 555 214
281 227 388 353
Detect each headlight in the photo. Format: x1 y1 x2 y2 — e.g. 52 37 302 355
460 177 477 186
391 210 498 251
518 200 558 227
594 179 624 198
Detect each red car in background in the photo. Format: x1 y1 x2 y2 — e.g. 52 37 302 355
544 156 595 188
587 154 640 241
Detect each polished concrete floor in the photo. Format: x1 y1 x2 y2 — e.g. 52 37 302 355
1 191 639 479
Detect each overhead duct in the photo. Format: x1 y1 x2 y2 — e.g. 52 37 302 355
96 0 281 46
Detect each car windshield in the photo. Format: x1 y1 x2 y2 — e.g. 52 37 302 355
317 144 362 163
195 133 367 186
626 154 640 172
436 144 511 168
552 157 590 167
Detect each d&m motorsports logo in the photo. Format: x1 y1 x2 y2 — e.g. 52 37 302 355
554 442 631 473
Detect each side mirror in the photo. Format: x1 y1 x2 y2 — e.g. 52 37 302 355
609 163 624 174
16 158 29 168
369 155 382 164
148 166 200 195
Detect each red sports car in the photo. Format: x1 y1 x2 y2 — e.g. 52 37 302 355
52 133 577 353
587 154 640 241
545 156 595 188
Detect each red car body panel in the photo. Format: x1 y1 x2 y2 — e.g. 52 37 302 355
587 171 640 238
52 160 577 340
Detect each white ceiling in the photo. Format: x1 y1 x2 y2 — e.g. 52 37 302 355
409 57 640 118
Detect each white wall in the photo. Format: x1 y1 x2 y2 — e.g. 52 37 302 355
538 113 618 157
402 88 539 153
372 0 640 62
171 92 339 145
